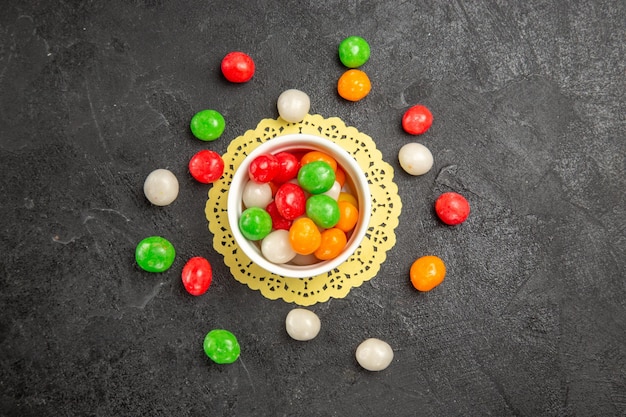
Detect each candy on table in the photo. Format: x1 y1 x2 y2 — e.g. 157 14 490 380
355 338 394 371
238 207 272 241
221 51 255 83
338 36 370 68
289 217 322 255
190 109 226 141
272 152 300 184
398 142 433 176
265 201 292 230
297 161 336 194
274 182 307 220
306 194 340 229
261 230 297 264
248 153 280 183
314 228 347 260
189 150 224 184
337 69 371 102
277 89 311 123
181 257 212 296
435 192 470 225
144 168 179 206
135 236 176 273
402 104 433 135
242 180 273 209
410 255 446 291
285 308 321 341
336 201 359 233
203 329 241 364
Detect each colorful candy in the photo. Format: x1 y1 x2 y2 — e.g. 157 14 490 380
242 181 273 209
410 255 446 291
238 207 272 241
274 182 307 220
355 338 394 371
143 168 179 206
265 201 292 230
337 69 371 101
221 51 255 83
248 153 280 183
402 104 433 135
261 230 297 264
338 36 370 68
314 228 347 261
277 89 311 123
297 161 336 194
272 152 300 184
300 151 338 172
435 192 470 225
181 257 212 296
285 308 321 341
289 217 322 255
203 329 240 364
336 201 359 233
135 236 176 273
188 150 224 183
190 109 226 141
398 143 433 176
306 194 340 228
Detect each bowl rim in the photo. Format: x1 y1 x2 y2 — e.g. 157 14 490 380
226 133 372 278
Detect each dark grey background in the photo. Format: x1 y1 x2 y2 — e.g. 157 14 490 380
1 1 624 416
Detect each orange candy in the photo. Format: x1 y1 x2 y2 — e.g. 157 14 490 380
336 201 359 233
300 151 338 172
337 69 371 101
314 228 347 260
338 192 358 208
334 166 346 187
410 256 446 291
289 218 322 255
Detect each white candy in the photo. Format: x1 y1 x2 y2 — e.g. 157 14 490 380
143 168 179 206
355 338 394 371
261 230 296 264
398 143 433 176
242 181 273 208
277 89 311 123
322 181 342 200
285 308 321 341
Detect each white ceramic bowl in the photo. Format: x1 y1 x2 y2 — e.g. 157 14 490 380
227 133 371 278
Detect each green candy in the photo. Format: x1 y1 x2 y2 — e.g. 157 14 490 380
338 36 370 68
190 109 226 141
135 236 176 272
306 194 340 229
297 161 335 194
239 207 272 241
203 329 240 364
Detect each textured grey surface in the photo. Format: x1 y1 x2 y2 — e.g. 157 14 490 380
1 1 625 416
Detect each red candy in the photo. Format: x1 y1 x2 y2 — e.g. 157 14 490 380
274 182 306 220
249 154 280 183
272 152 300 184
435 192 470 225
189 150 224 184
181 257 213 296
266 201 292 230
402 104 433 135
221 51 255 83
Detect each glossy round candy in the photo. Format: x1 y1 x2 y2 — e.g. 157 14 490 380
435 192 470 225
135 236 176 273
238 207 272 241
336 201 359 233
189 150 224 183
356 338 394 371
203 329 240 364
402 104 433 135
181 257 212 296
338 192 358 208
249 154 280 183
410 255 446 291
221 51 255 83
300 151 338 172
277 89 311 123
274 182 306 220
265 201 292 230
261 230 297 264
285 308 321 341
297 161 336 194
242 181 273 209
144 169 179 206
289 218 322 255
338 36 370 68
322 181 341 201
398 143 433 176
334 166 346 187
272 152 300 184
314 228 347 261
337 69 371 101
306 194 340 228
190 109 226 141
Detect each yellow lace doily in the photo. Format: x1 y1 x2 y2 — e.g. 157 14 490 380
205 114 402 306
